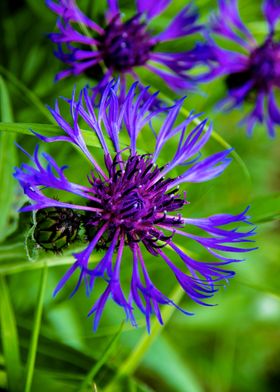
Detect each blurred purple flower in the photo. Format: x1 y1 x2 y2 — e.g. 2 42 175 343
46 0 204 97
199 0 280 137
14 81 256 331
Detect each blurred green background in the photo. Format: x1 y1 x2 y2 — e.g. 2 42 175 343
0 1 280 391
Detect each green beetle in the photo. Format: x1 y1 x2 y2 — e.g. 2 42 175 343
33 207 81 252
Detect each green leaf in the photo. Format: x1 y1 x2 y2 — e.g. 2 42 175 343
18 322 98 370
0 122 148 161
24 265 48 392
0 245 95 275
226 193 280 226
248 193 280 224
142 335 203 392
26 0 54 21
0 77 17 242
0 65 53 122
0 122 102 149
0 275 22 391
78 322 124 392
0 369 7 390
209 327 237 392
0 77 13 122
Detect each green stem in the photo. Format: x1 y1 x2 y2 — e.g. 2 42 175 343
0 247 96 275
78 323 124 392
104 284 185 392
0 275 22 392
24 265 48 392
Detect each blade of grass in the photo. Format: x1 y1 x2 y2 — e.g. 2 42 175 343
210 327 237 392
0 122 147 158
0 122 101 149
0 275 22 391
0 246 96 275
237 193 280 224
104 284 185 392
18 326 98 370
235 279 280 300
78 322 124 392
0 77 17 242
24 265 48 392
0 249 25 262
146 335 203 392
0 370 7 390
0 65 54 123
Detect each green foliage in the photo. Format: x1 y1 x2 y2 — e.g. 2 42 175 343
0 276 22 391
24 266 48 392
0 1 279 392
0 77 17 241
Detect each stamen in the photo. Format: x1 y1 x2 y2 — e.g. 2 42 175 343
84 153 185 250
98 14 154 72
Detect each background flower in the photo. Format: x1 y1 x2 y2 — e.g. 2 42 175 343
198 0 280 136
46 0 204 97
14 81 255 331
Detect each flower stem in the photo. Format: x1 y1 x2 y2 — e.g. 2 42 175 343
24 265 48 392
103 284 185 391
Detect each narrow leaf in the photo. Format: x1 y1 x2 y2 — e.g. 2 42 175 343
246 193 280 223
24 265 48 392
0 77 17 242
0 275 22 391
0 65 53 122
0 122 101 149
0 122 147 157
78 322 124 391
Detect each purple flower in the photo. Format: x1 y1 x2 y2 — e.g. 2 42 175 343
199 0 280 137
14 81 256 331
46 0 204 96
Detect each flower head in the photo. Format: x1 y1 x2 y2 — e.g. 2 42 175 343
46 0 204 96
14 81 256 331
199 0 280 136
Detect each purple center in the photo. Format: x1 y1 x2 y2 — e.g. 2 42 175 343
83 154 185 252
226 38 280 94
98 14 155 72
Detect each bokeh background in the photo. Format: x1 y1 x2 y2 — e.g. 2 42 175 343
0 1 280 391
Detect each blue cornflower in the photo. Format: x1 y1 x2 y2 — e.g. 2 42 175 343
46 0 204 96
198 0 280 137
14 81 256 331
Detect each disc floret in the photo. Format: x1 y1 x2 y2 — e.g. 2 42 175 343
83 153 185 252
